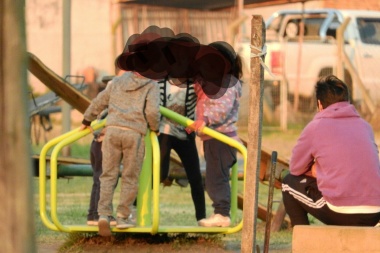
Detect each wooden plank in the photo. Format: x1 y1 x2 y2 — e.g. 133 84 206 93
238 194 266 221
27 52 91 114
241 138 289 186
271 201 288 231
238 194 290 231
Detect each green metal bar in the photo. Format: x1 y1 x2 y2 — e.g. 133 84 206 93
151 131 161 234
136 132 153 227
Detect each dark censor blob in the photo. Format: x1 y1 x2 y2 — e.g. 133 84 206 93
115 26 238 99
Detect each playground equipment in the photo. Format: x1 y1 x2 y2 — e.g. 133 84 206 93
29 52 289 234
39 106 247 234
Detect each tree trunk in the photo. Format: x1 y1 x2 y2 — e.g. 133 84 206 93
0 0 36 252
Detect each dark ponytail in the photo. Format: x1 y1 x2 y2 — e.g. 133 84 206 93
233 54 243 80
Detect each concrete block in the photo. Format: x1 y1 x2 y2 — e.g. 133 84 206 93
292 225 380 253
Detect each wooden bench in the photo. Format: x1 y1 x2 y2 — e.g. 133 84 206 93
292 225 380 253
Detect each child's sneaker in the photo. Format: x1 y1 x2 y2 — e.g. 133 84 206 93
88 216 114 226
98 215 112 237
87 214 99 226
129 207 137 224
87 219 98 226
198 213 231 227
116 216 136 229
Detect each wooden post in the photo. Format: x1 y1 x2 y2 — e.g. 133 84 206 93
293 2 305 112
241 15 265 253
335 17 347 80
1 0 36 252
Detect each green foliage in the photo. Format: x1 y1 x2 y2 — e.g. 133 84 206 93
69 143 91 159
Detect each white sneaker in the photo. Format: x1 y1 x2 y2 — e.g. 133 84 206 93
198 213 231 227
116 216 136 229
129 207 137 224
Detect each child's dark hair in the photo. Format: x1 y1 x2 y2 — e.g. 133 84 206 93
233 54 243 80
315 75 350 108
208 42 243 82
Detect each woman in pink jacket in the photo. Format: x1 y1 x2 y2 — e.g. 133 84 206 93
282 75 380 227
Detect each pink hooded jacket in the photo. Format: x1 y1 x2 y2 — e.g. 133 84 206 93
290 101 380 206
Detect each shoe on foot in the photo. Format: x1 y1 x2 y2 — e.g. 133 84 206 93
98 215 112 236
87 220 98 226
87 214 99 226
198 213 231 227
116 216 136 229
129 207 137 224
94 216 116 227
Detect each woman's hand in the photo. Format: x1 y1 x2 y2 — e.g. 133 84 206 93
311 163 317 177
304 162 317 178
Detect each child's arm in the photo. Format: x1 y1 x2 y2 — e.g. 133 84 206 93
145 83 161 133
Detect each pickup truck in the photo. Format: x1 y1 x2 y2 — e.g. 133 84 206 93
241 9 380 112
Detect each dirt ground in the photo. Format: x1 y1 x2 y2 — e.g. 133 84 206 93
37 237 291 253
38 242 241 253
